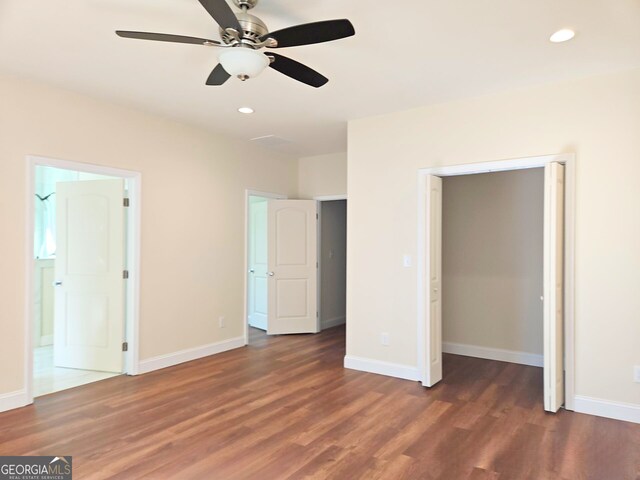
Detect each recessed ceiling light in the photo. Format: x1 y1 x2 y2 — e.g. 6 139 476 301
238 107 254 114
550 29 575 43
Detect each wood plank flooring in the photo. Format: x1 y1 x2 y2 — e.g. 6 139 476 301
1 326 639 479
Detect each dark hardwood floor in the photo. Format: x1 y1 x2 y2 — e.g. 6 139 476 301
1 326 638 479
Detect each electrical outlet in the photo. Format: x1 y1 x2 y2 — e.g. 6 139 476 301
634 366 640 383
219 316 225 329
380 332 390 346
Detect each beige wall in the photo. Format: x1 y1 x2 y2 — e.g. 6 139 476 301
298 152 347 199
0 74 298 395
347 68 640 405
443 169 544 355
320 200 347 329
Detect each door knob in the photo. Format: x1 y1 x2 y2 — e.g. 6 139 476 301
268 272 275 277
54 281 63 287
249 269 255 274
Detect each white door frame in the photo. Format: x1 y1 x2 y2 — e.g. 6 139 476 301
417 153 576 410
314 195 348 332
243 189 287 345
25 155 142 403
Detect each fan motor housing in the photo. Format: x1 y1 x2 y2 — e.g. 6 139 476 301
233 0 259 9
220 12 269 45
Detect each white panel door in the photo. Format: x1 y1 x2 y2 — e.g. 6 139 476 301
248 199 268 330
267 200 318 335
424 175 443 387
54 179 125 373
544 163 565 412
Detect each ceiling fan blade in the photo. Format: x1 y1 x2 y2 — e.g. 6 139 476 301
262 19 355 48
196 0 242 32
267 53 328 88
206 64 231 86
116 31 222 46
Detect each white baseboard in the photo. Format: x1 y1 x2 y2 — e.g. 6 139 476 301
574 395 640 425
344 355 420 381
443 342 544 368
321 316 346 330
138 336 245 375
0 390 30 413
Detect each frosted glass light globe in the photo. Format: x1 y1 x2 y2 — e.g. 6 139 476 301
219 48 269 79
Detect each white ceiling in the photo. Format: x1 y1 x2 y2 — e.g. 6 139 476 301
1 0 639 157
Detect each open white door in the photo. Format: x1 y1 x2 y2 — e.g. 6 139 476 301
267 200 318 335
54 179 126 373
424 175 443 387
544 163 565 412
248 199 268 330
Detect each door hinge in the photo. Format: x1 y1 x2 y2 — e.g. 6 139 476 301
316 213 319 220
122 342 128 352
123 270 129 279
123 198 130 207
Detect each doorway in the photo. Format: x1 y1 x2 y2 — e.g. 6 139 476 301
418 154 575 413
26 156 141 402
441 168 545 405
442 169 544 368
317 199 347 331
246 193 273 345
244 192 347 345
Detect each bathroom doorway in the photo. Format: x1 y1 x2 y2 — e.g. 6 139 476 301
27 156 141 400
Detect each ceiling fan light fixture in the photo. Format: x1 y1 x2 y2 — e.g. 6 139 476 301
116 0 355 88
238 107 255 114
219 48 269 80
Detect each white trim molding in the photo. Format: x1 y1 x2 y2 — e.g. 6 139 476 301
313 194 348 201
419 154 568 177
139 337 245 374
0 390 29 413
321 316 346 330
443 342 544 368
574 396 640 425
344 355 420 381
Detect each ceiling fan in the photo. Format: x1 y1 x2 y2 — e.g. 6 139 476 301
116 0 355 88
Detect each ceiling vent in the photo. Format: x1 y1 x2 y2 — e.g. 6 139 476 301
250 135 294 147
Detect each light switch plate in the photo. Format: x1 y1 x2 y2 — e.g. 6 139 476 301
634 366 640 383
380 333 390 346
403 255 412 268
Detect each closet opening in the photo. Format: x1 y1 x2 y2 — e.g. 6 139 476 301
419 154 575 413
